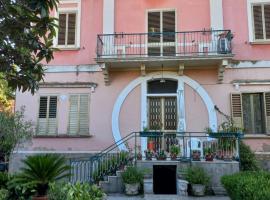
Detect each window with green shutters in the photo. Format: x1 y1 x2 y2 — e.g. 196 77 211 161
37 96 58 135
231 92 270 134
68 94 89 135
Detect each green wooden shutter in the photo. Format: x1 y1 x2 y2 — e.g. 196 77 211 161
58 13 67 45
69 95 79 135
67 13 76 45
68 95 89 135
48 96 58 135
264 92 270 134
79 95 89 135
231 93 243 128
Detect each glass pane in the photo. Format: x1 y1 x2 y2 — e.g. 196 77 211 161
148 80 178 94
67 13 76 45
148 47 161 56
58 14 66 45
163 46 176 56
264 5 270 39
253 5 264 40
148 12 161 43
242 93 265 134
163 11 175 42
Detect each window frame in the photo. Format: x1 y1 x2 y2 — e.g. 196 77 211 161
241 92 266 134
54 1 81 49
248 0 270 43
146 9 177 55
37 95 59 135
146 79 178 131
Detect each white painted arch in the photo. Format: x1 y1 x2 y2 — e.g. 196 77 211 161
112 72 217 150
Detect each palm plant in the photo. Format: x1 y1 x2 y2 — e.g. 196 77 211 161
10 154 70 198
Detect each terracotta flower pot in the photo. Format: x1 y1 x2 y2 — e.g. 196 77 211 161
170 154 177 160
147 141 155 151
32 196 48 200
205 154 214 161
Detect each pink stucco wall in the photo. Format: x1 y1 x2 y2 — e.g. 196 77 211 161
15 67 270 152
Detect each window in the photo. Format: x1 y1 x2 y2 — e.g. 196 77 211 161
148 10 176 56
242 93 265 134
68 94 89 135
252 3 270 41
147 80 178 131
231 93 270 134
57 12 77 47
37 96 58 135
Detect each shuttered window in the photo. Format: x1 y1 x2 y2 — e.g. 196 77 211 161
37 96 58 135
68 94 89 135
231 92 270 134
57 12 77 46
252 4 270 41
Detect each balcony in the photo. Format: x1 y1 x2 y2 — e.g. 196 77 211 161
96 30 233 66
96 30 233 84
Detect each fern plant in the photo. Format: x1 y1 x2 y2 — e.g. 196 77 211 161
9 154 70 197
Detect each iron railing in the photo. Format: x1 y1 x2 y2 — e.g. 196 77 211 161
70 131 242 184
96 30 233 59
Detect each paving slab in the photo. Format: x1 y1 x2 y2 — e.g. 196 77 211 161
107 194 230 200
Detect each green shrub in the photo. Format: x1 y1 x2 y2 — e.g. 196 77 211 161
239 141 260 171
9 154 70 197
0 189 8 200
121 166 143 184
184 166 209 185
0 172 8 189
65 182 105 200
48 182 67 200
221 171 270 200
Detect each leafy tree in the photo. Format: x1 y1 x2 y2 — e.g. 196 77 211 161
0 0 59 94
0 108 34 162
0 74 14 112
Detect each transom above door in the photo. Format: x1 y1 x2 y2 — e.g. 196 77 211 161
147 10 176 56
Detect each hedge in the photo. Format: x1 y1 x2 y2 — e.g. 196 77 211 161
221 171 270 200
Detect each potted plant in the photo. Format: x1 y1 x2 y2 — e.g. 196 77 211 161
204 147 214 161
147 138 155 151
136 151 142 161
170 145 180 160
9 154 70 200
144 149 153 160
121 166 143 196
155 150 167 160
185 166 210 196
192 150 201 161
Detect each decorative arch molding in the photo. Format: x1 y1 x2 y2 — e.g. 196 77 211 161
112 72 217 150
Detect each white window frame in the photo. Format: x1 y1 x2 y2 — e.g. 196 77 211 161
54 0 81 49
247 0 270 43
145 9 177 55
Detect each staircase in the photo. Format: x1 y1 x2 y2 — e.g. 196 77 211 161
99 170 125 193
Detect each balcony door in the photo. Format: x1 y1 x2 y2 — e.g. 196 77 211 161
147 10 176 56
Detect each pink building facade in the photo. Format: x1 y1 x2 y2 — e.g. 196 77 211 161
13 0 270 165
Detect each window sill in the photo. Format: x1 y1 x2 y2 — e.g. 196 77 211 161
34 134 92 138
250 41 270 45
55 46 80 51
244 134 270 139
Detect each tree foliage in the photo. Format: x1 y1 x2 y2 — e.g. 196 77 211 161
0 108 34 161
0 0 58 94
0 75 14 112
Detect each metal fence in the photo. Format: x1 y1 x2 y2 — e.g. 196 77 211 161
70 131 242 184
96 30 233 59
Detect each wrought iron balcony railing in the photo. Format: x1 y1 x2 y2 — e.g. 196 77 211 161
96 30 233 60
